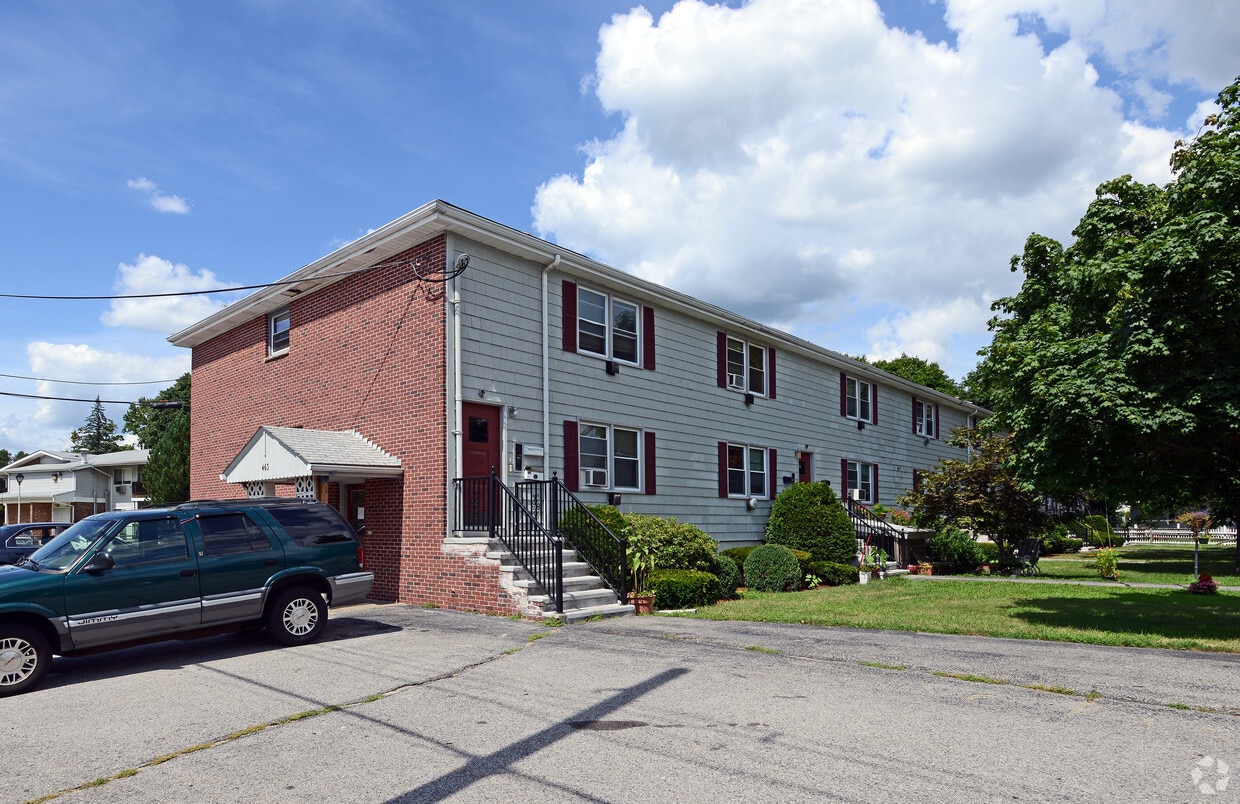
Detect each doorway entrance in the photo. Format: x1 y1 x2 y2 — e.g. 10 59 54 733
798 452 813 484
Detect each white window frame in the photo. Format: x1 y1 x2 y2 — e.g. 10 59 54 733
726 443 768 498
577 287 640 365
846 460 875 503
725 336 767 396
846 376 873 422
268 307 291 356
916 401 935 438
579 422 642 491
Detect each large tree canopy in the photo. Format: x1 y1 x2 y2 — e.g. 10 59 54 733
983 77 1240 567
869 354 962 397
124 373 191 504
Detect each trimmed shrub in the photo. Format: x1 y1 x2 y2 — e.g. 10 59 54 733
743 544 802 592
712 554 740 598
765 482 856 564
1062 537 1084 553
722 546 760 585
928 528 982 573
975 541 1001 564
789 548 813 579
648 569 723 609
807 560 859 586
622 514 719 572
559 504 626 547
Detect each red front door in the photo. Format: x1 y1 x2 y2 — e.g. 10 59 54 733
462 403 501 478
461 403 501 528
798 452 813 484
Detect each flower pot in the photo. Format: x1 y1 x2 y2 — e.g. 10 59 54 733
907 564 918 574
919 565 933 576
858 571 870 585
627 593 654 615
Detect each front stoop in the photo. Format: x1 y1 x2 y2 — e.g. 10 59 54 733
488 542 633 622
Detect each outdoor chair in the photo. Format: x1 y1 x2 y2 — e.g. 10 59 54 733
1015 538 1041 576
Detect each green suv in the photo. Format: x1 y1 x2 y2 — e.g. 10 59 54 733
0 498 373 696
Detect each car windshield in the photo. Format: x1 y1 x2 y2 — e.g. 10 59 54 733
27 519 119 571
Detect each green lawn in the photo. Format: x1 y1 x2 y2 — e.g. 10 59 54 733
684 576 1240 652
1036 543 1238 586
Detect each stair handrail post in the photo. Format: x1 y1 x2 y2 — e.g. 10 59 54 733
488 466 499 541
550 472 564 613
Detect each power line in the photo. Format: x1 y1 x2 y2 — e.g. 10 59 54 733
0 254 470 300
0 373 179 386
0 390 141 405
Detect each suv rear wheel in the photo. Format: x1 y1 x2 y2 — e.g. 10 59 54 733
0 624 51 697
265 586 327 646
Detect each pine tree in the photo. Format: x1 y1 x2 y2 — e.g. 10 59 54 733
69 398 125 454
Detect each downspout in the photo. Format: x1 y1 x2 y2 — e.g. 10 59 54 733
451 273 463 483
541 254 561 480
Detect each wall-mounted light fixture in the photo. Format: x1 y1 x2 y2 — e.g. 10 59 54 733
507 406 518 418
477 389 486 398
746 497 757 511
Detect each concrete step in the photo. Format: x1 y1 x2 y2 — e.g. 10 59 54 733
529 585 620 613
513 574 607 593
556 602 635 623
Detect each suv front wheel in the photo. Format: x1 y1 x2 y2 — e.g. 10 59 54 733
265 586 327 646
0 624 52 697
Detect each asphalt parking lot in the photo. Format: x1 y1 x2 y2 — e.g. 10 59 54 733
5 604 1239 803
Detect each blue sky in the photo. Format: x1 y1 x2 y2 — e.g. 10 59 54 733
1 0 1236 454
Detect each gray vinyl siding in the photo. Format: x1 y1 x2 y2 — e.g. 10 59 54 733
451 237 980 551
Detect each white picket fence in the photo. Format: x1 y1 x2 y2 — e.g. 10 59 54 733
1123 527 1237 545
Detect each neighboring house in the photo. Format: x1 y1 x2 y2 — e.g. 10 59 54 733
169 200 985 616
1 449 150 524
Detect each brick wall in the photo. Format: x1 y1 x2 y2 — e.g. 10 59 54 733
189 234 519 614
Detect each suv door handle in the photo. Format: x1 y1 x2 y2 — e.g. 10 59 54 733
180 568 198 577
263 558 279 566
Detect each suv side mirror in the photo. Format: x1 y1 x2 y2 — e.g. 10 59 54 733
82 552 115 574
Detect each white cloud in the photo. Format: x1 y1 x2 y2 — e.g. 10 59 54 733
0 342 189 451
101 254 236 332
532 0 1227 379
126 176 190 214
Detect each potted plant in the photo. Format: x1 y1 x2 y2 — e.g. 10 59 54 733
857 562 875 584
918 561 934 576
625 519 657 614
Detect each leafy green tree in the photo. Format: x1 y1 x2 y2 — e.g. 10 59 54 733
982 76 1240 570
899 430 1046 561
870 354 962 397
69 398 125 454
124 373 191 503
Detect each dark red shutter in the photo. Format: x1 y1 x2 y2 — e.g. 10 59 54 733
768 448 777 500
872 385 879 424
644 431 656 495
840 372 847 416
840 458 849 500
913 398 920 434
913 469 921 493
873 463 879 505
563 420 579 492
643 307 656 370
767 347 777 399
562 281 577 353
717 332 728 388
718 441 729 497
934 404 940 439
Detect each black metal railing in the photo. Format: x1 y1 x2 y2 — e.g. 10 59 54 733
844 497 907 567
453 470 564 613
515 473 627 600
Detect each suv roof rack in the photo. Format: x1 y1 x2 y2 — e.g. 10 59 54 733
166 497 322 511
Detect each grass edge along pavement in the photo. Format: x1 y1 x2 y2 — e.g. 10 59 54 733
683 576 1240 653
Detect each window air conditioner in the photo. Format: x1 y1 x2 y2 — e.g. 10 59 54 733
114 484 129 494
583 469 608 487
727 372 745 390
